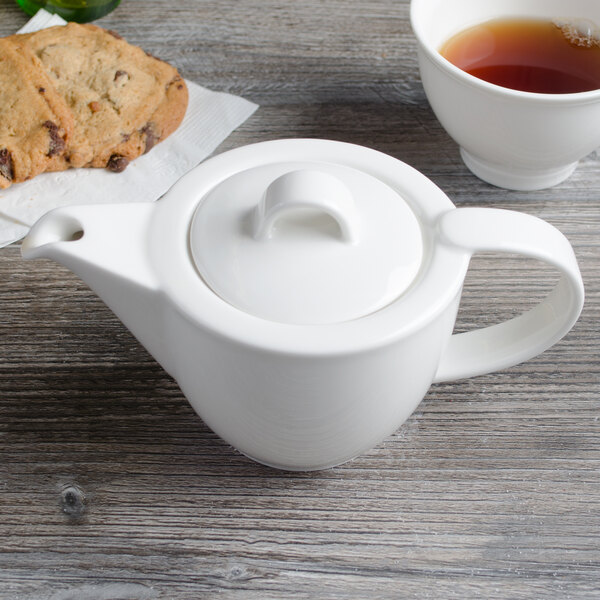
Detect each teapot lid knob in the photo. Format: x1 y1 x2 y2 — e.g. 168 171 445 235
253 169 360 245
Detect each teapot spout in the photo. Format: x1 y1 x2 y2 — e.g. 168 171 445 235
22 202 156 286
22 202 175 377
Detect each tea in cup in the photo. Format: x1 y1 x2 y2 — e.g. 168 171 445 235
410 0 600 190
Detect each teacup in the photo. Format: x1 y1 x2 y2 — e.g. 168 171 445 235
410 0 600 190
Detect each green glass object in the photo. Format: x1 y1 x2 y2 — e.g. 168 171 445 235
15 0 121 23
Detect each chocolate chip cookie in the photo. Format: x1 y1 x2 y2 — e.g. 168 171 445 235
0 37 73 188
13 22 188 173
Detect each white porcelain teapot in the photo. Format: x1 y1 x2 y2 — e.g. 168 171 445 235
22 140 584 470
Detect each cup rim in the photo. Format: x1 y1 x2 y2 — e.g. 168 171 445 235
410 0 600 104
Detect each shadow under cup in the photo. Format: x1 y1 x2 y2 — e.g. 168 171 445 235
410 0 600 190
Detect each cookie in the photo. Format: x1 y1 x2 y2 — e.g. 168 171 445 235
14 23 188 173
0 37 73 188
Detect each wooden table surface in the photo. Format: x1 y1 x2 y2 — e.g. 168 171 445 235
1 1 599 598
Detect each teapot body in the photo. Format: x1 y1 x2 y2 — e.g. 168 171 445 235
164 289 462 470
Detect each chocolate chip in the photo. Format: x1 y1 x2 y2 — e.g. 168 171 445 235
107 154 129 172
39 86 45 93
0 149 14 181
141 123 159 154
114 69 129 84
121 133 131 143
43 120 65 157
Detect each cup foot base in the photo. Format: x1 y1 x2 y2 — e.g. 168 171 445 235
460 148 578 191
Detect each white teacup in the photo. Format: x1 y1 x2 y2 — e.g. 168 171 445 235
411 0 600 190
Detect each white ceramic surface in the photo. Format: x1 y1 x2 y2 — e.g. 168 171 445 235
410 0 600 190
190 163 422 324
21 140 584 470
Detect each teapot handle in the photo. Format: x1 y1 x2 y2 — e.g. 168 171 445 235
434 207 584 382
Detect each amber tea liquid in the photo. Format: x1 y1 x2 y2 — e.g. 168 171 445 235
440 18 600 93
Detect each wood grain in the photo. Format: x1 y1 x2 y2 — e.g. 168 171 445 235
0 1 599 598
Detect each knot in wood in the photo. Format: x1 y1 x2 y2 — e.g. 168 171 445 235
60 484 86 518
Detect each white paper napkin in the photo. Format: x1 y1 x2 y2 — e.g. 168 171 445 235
0 10 259 247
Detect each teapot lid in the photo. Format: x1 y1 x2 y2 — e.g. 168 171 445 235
190 159 423 325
